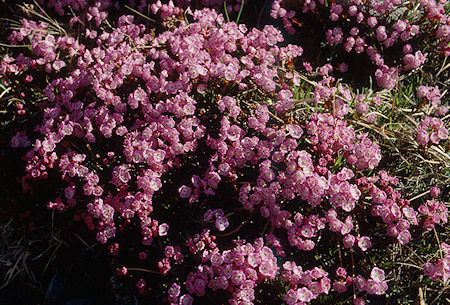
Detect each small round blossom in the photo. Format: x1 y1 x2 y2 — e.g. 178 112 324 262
343 234 355 249
158 223 169 236
338 62 348 73
179 185 192 198
430 186 440 198
168 283 181 298
370 267 385 283
357 236 372 251
215 216 229 231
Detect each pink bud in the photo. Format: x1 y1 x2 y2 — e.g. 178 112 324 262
430 186 440 198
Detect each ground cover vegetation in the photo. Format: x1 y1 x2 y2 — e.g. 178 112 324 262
0 0 448 304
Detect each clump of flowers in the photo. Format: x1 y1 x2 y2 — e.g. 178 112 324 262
1 1 449 304
422 242 450 283
182 238 279 304
417 85 442 107
416 116 448 146
418 199 448 230
271 0 450 89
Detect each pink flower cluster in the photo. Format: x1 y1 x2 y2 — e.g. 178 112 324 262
186 229 217 255
355 267 388 296
359 171 419 245
181 238 278 305
416 116 448 146
3 1 305 246
203 209 230 231
332 266 388 296
417 85 442 107
3 1 449 303
158 245 184 274
281 261 331 304
333 267 388 296
42 0 246 16
418 199 448 230
10 131 31 148
422 242 450 283
271 0 450 89
271 0 296 35
347 134 382 170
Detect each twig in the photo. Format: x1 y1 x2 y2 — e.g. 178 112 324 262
436 56 450 77
0 43 31 48
125 5 157 23
43 240 62 274
127 267 161 275
73 232 95 253
349 248 356 302
393 262 422 269
217 213 253 238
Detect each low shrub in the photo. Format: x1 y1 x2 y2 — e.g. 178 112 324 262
0 1 448 304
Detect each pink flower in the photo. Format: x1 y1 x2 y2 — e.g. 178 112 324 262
343 234 355 249
210 253 223 267
354 275 366 291
52 59 66 70
357 236 372 251
168 283 180 298
136 278 146 288
215 216 229 231
284 289 298 305
397 230 411 245
179 294 193 305
365 279 387 295
194 278 206 292
138 252 148 260
417 131 429 145
286 124 303 139
259 261 278 278
430 186 440 198
333 281 347 293
336 267 347 277
165 246 175 257
356 102 369 114
179 185 192 198
231 270 246 285
320 277 331 294
338 62 348 73
297 287 313 302
370 267 385 283
367 17 378 28
247 252 261 267
158 223 169 236
117 266 127 275
303 61 313 72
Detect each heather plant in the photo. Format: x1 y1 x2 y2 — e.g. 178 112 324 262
271 0 450 90
0 1 449 304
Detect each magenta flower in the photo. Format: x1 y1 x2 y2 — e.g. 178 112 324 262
210 253 223 267
370 267 385 283
286 124 303 139
357 236 372 251
430 186 440 198
178 185 192 198
284 289 298 305
158 223 169 236
397 230 411 245
297 287 313 302
215 216 229 231
168 283 180 298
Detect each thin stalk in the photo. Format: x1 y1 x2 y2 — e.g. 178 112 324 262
224 1 230 23
236 0 245 24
